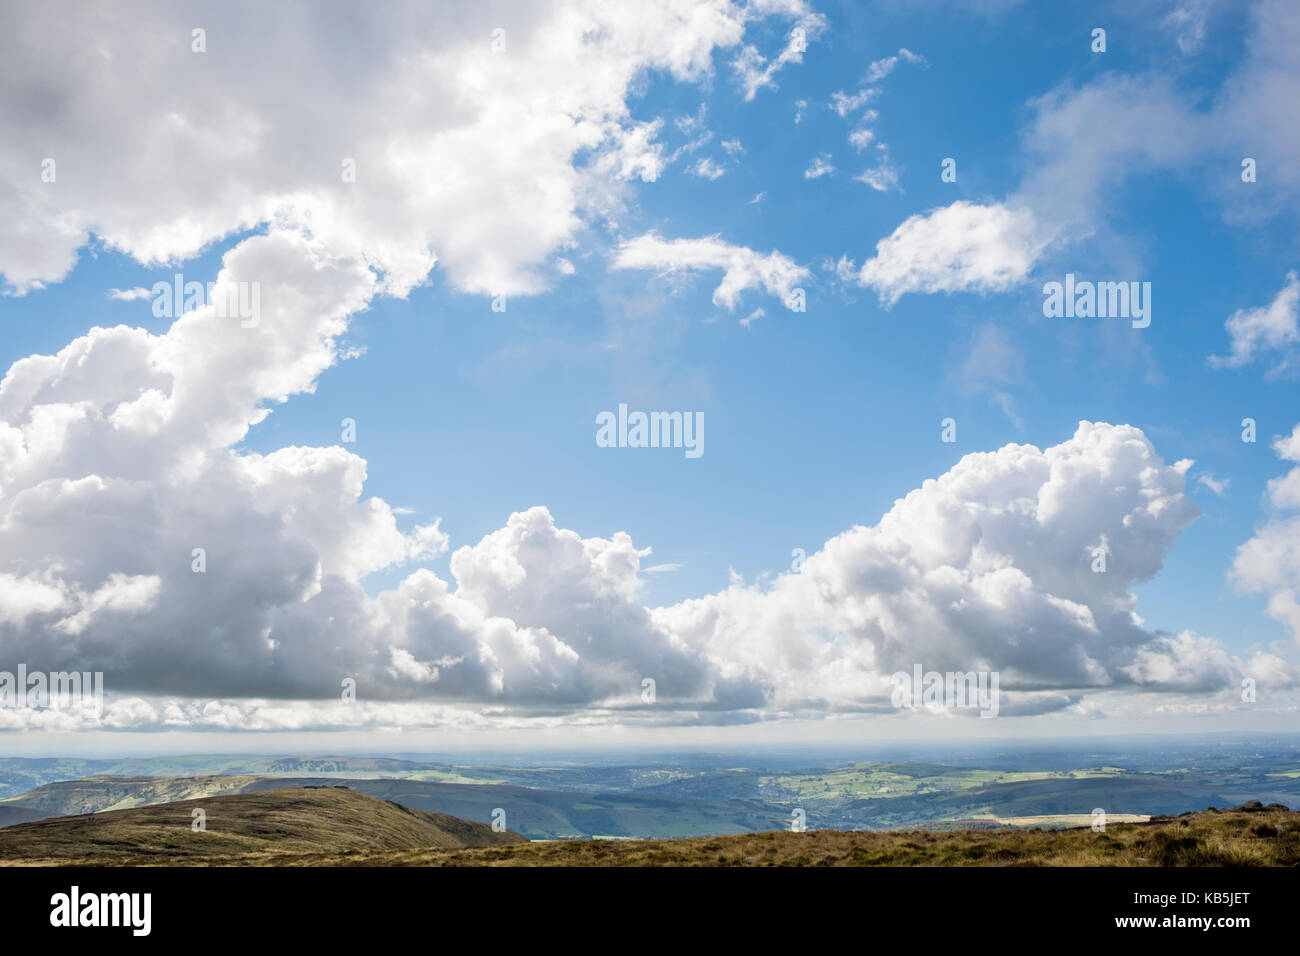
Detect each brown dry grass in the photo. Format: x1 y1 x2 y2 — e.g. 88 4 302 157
0 786 523 865
8 806 1294 867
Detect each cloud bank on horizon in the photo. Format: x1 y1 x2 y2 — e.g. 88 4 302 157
1 0 1298 735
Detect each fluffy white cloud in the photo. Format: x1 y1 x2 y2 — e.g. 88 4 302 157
0 0 813 297
1210 271 1300 374
1229 422 1300 642
858 201 1050 304
0 574 65 626
0 0 1282 733
0 232 446 695
847 0 1300 307
0 0 815 722
612 232 810 310
0 240 734 709
656 422 1229 713
1121 632 1236 691
0 333 1269 731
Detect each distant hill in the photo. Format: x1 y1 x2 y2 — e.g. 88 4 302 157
0 786 525 864
838 775 1244 827
254 776 788 839
1 774 264 818
646 761 1300 828
0 774 787 839
6 751 1300 836
0 755 483 798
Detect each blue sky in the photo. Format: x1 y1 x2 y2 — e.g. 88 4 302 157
2 0 1299 745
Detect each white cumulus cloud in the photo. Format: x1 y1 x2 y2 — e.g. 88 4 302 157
857 201 1050 305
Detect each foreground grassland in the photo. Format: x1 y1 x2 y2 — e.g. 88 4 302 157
1 794 1294 866
0 787 524 865
288 807 1300 867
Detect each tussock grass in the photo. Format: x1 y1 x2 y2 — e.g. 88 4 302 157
0 786 523 865
284 807 1300 867
3 799 1295 868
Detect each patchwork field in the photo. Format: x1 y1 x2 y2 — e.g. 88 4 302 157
3 748 1299 839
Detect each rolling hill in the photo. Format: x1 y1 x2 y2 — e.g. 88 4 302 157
0 774 788 839
6 748 1300 837
1 799 1292 866
0 774 264 818
0 786 525 864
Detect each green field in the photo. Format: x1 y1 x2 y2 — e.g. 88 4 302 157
3 751 1298 838
3 787 1293 867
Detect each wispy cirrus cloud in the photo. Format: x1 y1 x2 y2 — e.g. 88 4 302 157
731 12 827 100
863 46 927 82
804 153 835 179
106 286 152 301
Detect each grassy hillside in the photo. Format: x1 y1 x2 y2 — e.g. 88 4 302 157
273 805 1300 867
420 806 1298 867
1 774 786 839
1 801 1292 866
0 786 525 865
256 776 787 839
